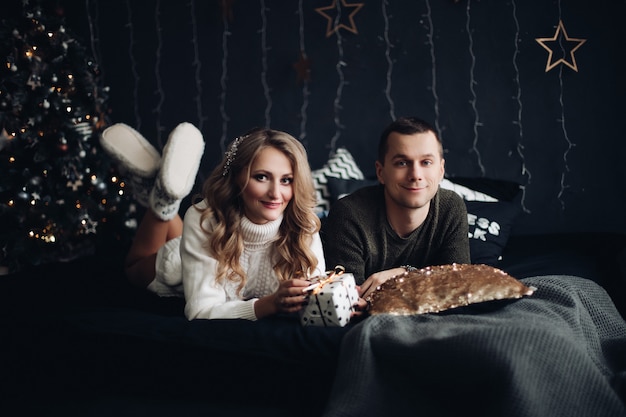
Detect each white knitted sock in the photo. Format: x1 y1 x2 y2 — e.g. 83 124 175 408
159 122 204 199
100 123 161 207
150 177 181 221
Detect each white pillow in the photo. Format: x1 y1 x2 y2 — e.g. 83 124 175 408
440 179 498 202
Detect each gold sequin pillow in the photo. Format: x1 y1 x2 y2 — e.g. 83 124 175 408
367 264 535 315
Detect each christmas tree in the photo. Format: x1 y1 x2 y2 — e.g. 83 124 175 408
0 3 134 273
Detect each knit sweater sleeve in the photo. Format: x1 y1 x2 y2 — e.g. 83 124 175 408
181 203 258 321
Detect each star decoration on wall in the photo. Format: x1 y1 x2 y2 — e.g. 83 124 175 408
315 0 364 38
535 20 587 72
220 0 235 22
293 50 311 84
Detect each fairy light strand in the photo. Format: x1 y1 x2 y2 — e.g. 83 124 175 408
85 0 104 81
297 0 310 147
189 0 205 131
556 65 574 211
465 0 485 176
510 0 530 213
125 0 141 130
260 0 272 128
219 12 231 152
153 0 165 148
555 0 573 211
382 0 395 121
424 0 441 139
329 1 346 155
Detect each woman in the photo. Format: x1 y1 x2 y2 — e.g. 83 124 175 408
101 124 325 320
182 128 325 320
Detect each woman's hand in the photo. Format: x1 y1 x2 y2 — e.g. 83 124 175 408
254 278 311 319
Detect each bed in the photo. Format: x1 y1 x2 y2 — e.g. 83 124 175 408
2 151 625 416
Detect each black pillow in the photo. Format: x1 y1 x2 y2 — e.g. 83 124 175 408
447 177 521 202
326 177 379 204
466 199 522 265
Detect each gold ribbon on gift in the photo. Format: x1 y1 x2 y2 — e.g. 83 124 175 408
311 265 345 295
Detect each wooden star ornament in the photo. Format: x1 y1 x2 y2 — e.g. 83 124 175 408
315 0 364 38
293 51 311 84
220 0 235 22
535 20 587 72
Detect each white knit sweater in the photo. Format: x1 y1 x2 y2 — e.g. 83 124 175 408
181 201 325 320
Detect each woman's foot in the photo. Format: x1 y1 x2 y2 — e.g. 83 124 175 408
100 123 161 206
150 122 205 220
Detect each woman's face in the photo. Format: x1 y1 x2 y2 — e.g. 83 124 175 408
239 146 294 224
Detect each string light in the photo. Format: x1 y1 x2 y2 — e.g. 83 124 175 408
189 0 205 131
296 0 310 146
554 0 573 211
124 0 141 130
465 0 485 176
153 0 165 148
510 0 531 213
329 0 346 155
382 0 395 121
424 0 441 139
260 0 272 128
219 7 231 153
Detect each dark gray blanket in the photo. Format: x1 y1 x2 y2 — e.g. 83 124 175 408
323 276 626 417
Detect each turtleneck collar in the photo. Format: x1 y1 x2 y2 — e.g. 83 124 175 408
240 214 283 244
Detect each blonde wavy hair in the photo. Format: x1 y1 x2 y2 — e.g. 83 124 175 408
199 128 321 293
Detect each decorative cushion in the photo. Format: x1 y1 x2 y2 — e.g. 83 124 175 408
326 177 379 204
465 199 522 265
445 177 522 202
367 263 535 315
440 179 498 202
444 177 522 265
313 148 364 214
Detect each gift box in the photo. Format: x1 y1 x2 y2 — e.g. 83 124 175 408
300 269 359 327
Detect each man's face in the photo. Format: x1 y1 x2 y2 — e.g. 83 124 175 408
375 131 445 214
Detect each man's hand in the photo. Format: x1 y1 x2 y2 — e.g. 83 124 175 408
359 267 407 299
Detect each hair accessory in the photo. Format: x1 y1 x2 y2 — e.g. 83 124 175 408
222 135 244 177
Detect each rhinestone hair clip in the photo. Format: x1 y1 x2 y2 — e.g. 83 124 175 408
221 135 245 177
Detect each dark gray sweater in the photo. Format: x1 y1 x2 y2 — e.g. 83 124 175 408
322 185 470 284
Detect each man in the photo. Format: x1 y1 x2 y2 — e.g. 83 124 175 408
322 117 470 299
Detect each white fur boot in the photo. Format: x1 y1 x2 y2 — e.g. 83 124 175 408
149 122 204 220
100 123 161 207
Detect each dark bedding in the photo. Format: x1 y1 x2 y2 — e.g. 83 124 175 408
2 233 625 416
323 275 626 417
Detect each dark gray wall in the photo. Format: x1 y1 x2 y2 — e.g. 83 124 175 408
23 0 626 235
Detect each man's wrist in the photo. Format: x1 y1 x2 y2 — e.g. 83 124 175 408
401 265 418 272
